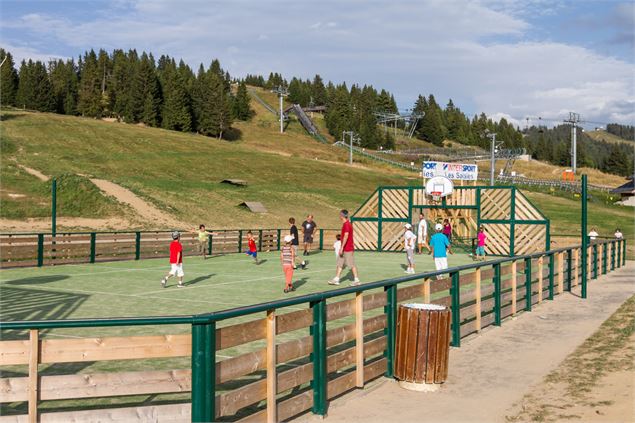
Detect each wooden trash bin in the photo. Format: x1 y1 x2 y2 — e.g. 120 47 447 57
394 303 451 391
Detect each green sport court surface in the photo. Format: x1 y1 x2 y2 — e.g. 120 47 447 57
0 250 480 333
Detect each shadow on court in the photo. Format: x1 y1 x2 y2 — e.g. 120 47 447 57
2 275 70 285
255 259 268 266
0 286 88 339
185 273 215 286
294 277 309 290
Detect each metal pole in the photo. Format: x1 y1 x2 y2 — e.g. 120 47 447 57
450 271 461 346
311 299 327 415
51 178 57 236
349 133 353 165
571 123 577 174
581 175 588 299
279 95 283 133
384 284 397 375
490 133 496 185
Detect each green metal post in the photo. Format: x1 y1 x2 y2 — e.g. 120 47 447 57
319 229 324 251
37 234 44 267
135 231 141 260
311 299 327 415
566 249 572 291
611 241 615 271
450 271 461 346
191 321 215 423
622 239 626 266
377 189 383 252
548 253 555 300
524 257 532 311
493 264 501 326
509 187 516 256
208 235 213 256
617 240 621 268
602 242 607 275
90 233 96 263
51 178 57 237
545 220 551 252
581 175 588 299
277 229 281 251
384 284 397 376
592 244 598 279
238 230 243 253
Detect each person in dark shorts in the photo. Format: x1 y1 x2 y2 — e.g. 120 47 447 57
289 217 306 269
301 214 317 256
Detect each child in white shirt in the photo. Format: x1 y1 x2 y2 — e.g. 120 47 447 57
333 234 342 260
404 224 417 274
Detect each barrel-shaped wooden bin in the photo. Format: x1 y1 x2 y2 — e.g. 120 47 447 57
394 303 451 386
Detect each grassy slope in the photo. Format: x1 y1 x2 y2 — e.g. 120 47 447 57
585 129 633 145
0 105 411 229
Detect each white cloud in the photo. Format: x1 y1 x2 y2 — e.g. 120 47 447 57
2 0 633 126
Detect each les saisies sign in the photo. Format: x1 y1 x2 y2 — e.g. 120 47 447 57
423 161 478 181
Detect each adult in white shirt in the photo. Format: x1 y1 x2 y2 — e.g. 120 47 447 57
588 228 599 241
614 228 623 239
417 212 431 254
404 223 417 274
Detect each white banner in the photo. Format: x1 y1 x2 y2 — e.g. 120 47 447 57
422 161 478 180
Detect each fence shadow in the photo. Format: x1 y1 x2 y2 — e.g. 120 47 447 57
3 275 70 285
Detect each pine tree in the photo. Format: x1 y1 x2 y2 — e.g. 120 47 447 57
0 49 18 106
161 59 192 132
16 60 54 111
311 74 327 106
77 50 104 117
232 81 253 121
49 59 78 115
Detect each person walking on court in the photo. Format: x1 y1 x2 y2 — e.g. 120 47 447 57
191 224 215 260
161 231 185 288
442 218 452 242
475 226 487 261
404 223 417 274
281 235 296 293
289 217 306 269
430 223 452 279
328 210 361 286
417 212 430 254
301 215 318 256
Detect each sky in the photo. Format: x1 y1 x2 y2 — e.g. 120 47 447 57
1 0 633 128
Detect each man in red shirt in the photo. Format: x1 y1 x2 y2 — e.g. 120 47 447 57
328 209 361 286
161 231 185 288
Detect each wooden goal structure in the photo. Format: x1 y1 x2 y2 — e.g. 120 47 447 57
351 185 549 256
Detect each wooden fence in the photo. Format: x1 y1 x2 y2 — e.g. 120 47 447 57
0 229 342 269
0 238 626 422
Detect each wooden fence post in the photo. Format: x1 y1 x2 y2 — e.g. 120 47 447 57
355 292 364 388
423 279 431 304
28 329 39 423
266 310 277 423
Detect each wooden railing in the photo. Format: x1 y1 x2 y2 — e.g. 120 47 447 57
0 229 342 269
0 239 626 422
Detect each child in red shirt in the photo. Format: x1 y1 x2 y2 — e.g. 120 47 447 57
244 231 259 264
161 231 184 288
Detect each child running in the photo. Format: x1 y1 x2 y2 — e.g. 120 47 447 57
281 235 296 293
245 231 259 264
404 223 417 274
191 224 215 260
161 231 185 288
333 234 342 260
475 226 487 261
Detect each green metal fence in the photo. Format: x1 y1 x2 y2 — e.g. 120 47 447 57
0 238 625 422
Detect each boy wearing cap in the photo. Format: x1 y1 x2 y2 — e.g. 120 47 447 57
404 223 417 274
161 231 185 288
430 223 452 279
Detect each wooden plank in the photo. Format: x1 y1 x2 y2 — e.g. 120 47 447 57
266 310 276 423
40 334 191 363
363 291 387 311
327 299 355 322
355 292 364 388
511 261 517 315
28 329 38 423
0 403 191 423
327 371 356 400
217 318 266 350
0 340 30 365
276 308 312 334
475 268 482 332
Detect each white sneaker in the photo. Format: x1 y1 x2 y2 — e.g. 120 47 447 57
161 278 166 288
328 278 340 285
351 278 361 286
177 283 184 288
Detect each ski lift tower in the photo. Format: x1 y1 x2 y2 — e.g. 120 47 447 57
272 86 289 133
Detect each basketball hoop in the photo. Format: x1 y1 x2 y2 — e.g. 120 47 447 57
425 176 454 202
430 191 442 202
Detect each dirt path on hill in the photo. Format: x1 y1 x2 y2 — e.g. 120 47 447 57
14 163 49 181
298 263 635 423
88 178 181 227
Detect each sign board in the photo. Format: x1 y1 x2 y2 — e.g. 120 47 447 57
422 161 478 181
